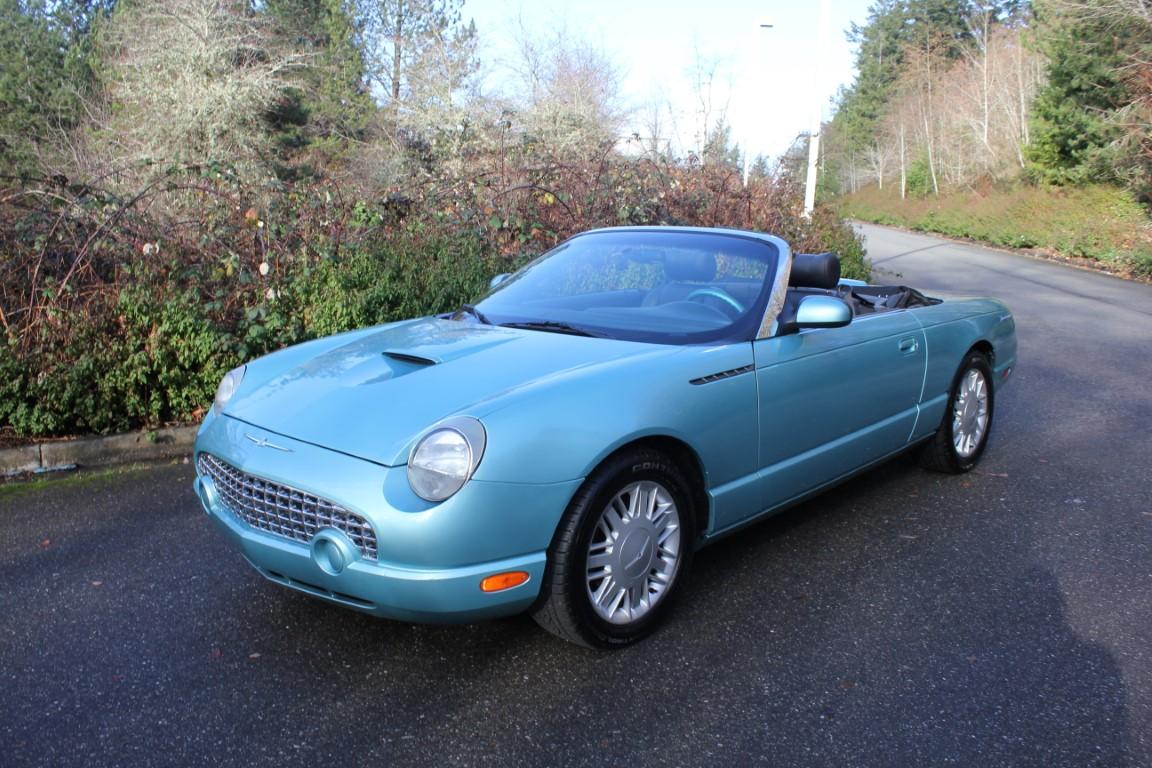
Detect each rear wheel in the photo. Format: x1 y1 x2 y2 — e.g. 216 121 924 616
920 351 994 473
532 449 695 648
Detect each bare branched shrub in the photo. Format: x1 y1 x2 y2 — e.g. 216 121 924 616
83 0 307 187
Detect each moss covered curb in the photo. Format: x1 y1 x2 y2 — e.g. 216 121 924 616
0 426 197 476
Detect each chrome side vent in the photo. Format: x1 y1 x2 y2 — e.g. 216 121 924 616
690 364 754 386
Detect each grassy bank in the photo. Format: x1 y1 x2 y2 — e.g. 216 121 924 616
840 183 1152 279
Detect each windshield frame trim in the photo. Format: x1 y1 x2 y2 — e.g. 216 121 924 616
757 237 793 339
480 227 790 346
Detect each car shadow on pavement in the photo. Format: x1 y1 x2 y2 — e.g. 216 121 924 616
674 460 1134 766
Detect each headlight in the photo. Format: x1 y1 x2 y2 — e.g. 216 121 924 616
212 365 246 415
407 417 487 502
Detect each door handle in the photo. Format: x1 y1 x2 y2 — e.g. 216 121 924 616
898 337 919 353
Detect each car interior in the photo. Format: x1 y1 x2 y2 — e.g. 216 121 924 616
776 251 942 333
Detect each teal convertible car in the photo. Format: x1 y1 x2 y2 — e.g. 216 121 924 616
193 227 1016 648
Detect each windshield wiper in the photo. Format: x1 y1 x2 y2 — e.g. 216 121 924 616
454 303 492 325
499 320 600 337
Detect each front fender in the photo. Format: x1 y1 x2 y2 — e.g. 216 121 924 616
471 344 760 493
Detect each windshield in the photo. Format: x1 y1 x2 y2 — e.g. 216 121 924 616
471 229 780 344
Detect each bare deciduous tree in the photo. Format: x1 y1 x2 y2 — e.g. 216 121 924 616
828 19 1044 195
504 23 628 158
359 0 478 137
687 47 734 164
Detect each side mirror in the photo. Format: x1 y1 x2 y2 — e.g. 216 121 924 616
489 272 511 290
794 295 852 329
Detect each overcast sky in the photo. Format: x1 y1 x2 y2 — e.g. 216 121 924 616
463 0 876 162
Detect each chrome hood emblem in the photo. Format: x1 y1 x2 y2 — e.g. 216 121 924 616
244 434 293 452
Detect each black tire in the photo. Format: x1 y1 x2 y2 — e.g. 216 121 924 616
532 448 696 649
919 351 995 474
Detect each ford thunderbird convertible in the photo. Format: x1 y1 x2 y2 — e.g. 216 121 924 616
193 226 1016 648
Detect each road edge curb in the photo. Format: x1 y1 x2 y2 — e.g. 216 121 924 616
850 219 1152 284
0 426 197 476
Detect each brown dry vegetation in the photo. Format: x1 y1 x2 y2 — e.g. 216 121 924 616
0 156 867 440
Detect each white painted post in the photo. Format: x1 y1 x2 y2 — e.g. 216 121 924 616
803 0 831 216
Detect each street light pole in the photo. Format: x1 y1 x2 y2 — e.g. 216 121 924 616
803 0 831 216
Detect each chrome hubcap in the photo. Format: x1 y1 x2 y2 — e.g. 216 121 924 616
952 368 989 458
585 481 682 625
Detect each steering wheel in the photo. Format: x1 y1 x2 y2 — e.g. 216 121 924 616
685 287 745 317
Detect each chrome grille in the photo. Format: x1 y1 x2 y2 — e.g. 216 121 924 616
198 453 378 560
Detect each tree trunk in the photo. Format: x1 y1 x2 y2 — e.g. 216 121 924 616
980 12 991 153
924 111 939 196
899 121 907 199
391 0 404 103
923 34 939 196
1017 37 1030 156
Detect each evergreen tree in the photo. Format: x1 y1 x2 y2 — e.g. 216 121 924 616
0 0 108 174
265 0 374 178
833 0 973 158
1025 1 1144 186
702 117 741 169
747 154 772 181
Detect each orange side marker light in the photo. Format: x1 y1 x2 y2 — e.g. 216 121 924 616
480 571 530 592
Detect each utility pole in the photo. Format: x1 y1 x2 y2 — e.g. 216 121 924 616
803 0 831 216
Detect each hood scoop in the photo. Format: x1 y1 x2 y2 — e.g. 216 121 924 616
383 351 438 367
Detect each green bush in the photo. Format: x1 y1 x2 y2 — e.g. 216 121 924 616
906 157 934 199
0 282 234 435
267 233 506 347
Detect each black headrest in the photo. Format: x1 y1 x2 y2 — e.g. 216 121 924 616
664 251 716 282
789 252 841 289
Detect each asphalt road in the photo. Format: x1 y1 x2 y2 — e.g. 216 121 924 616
2 223 1150 767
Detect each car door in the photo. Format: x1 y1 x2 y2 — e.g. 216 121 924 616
750 310 927 514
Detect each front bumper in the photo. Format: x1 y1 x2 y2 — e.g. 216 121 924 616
193 413 581 623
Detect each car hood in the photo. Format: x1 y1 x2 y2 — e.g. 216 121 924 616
224 317 670 466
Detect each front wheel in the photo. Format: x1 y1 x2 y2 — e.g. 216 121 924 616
919 351 995 473
532 449 695 648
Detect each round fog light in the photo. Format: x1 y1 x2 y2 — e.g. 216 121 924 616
311 530 359 575
198 476 220 516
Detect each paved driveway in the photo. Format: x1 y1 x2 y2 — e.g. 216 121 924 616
2 223 1149 767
